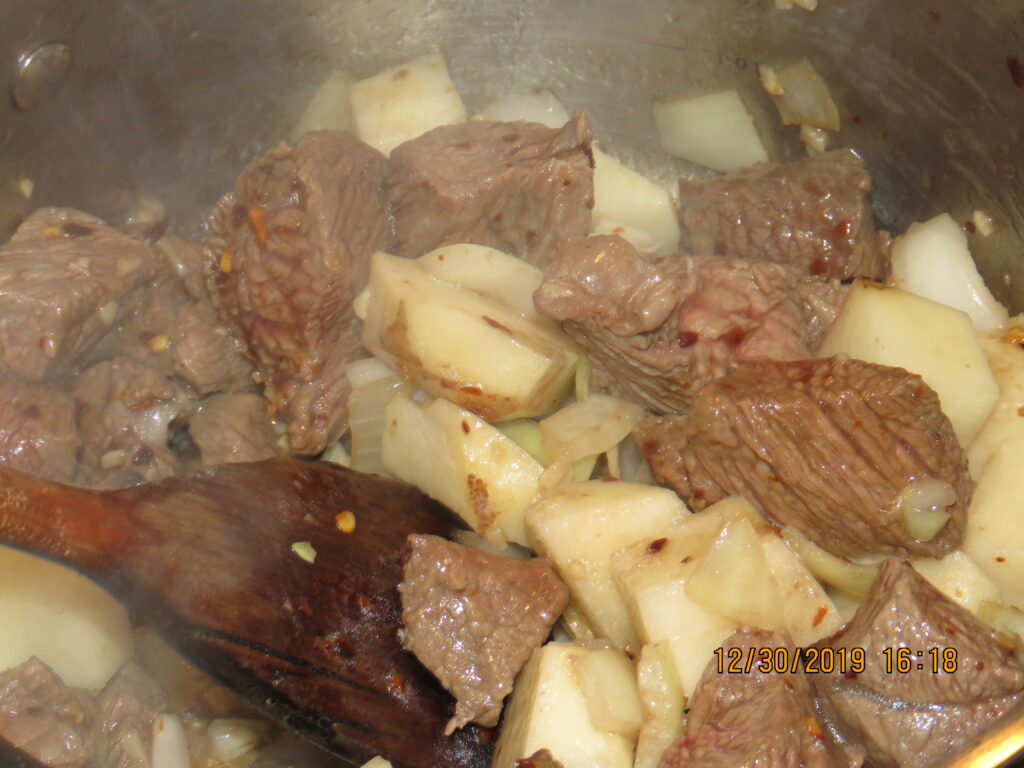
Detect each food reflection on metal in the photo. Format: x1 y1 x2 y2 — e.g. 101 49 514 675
935 701 1024 768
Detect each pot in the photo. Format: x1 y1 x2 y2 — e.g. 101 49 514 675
2 1 1024 767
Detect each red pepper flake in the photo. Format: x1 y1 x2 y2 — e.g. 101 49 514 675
296 596 313 616
836 219 855 238
977 661 987 671
385 671 406 695
843 670 859 680
997 556 1007 562
677 330 699 348
647 537 668 554
927 8 941 21
460 385 483 395
812 606 829 627
1008 56 1024 90
461 419 471 434
680 555 694 565
247 206 270 248
804 715 825 741
965 220 977 234
852 115 863 125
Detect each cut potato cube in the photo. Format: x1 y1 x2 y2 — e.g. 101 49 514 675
357 252 578 421
890 213 1008 334
0 545 133 689
575 648 643 737
978 601 1024 643
350 53 466 156
685 516 784 630
968 334 1024 477
910 550 1002 615
290 70 356 141
965 437 1024 611
611 497 838 694
493 643 635 768
478 88 570 128
653 90 768 172
540 393 645 463
817 281 998 444
591 148 680 258
526 481 690 649
417 243 545 321
382 393 543 546
634 642 685 768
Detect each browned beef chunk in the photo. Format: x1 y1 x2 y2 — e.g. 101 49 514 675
95 238 255 397
206 131 392 455
0 208 159 382
387 115 594 266
399 534 568 734
814 560 1024 768
0 374 79 483
97 663 167 768
677 150 890 280
534 235 845 414
189 393 281 465
514 750 566 768
73 356 197 488
638 358 970 558
660 629 859 768
0 657 103 768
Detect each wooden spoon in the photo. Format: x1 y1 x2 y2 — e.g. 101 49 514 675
0 459 492 768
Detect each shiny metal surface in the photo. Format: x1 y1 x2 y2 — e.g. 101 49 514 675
2 1 1024 766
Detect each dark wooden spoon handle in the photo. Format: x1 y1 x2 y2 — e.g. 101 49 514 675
0 460 492 768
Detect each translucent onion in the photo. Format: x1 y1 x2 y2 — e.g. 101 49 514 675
346 356 398 391
769 58 839 130
478 88 570 129
208 718 266 763
540 393 644 464
151 715 190 768
897 477 956 542
347 376 405 474
782 526 879 599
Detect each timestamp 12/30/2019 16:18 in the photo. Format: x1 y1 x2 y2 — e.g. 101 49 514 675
713 645 960 675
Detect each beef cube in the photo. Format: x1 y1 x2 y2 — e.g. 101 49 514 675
814 559 1024 768
73 356 197 488
0 657 103 768
98 663 167 768
0 374 79 483
0 208 159 382
659 629 858 768
206 131 392 455
677 150 891 280
535 235 845 414
399 534 568 734
387 114 594 266
189 393 281 465
638 357 970 558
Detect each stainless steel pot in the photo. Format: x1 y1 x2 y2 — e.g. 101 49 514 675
2 1 1024 766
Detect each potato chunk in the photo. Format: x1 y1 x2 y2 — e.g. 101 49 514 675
818 281 998 444
525 481 690 649
968 333 1024 477
590 148 679 258
0 545 133 689
634 643 685 768
493 643 635 768
290 70 356 140
357 252 578 421
350 53 466 156
382 393 543 547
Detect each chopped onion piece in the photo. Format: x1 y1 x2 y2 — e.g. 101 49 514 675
455 530 532 558
540 393 644 463
498 419 552 465
575 352 591 402
478 88 570 128
291 541 316 563
782 527 878 598
208 718 266 762
769 58 839 130
972 209 997 237
758 65 785 96
775 0 819 11
290 70 355 141
346 357 398 390
151 715 190 768
896 477 957 542
653 90 768 172
800 124 829 155
321 441 351 466
360 758 395 768
348 376 405 475
559 602 598 642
